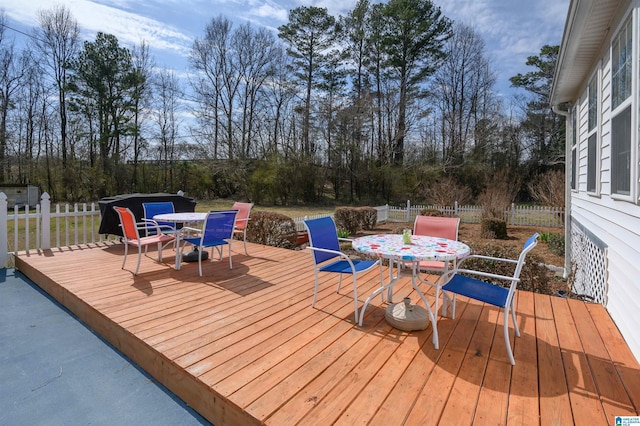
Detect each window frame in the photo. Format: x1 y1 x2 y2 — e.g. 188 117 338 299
586 71 600 195
609 11 637 202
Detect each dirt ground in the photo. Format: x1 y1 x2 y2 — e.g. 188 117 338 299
352 221 565 269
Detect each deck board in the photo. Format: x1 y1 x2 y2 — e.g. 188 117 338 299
14 242 640 426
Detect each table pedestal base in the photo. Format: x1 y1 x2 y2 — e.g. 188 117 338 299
182 249 208 262
385 297 429 331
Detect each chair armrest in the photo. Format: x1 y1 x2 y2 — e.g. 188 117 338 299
140 219 178 234
338 237 353 242
456 254 518 269
307 246 356 267
181 226 202 234
437 266 519 285
455 268 520 282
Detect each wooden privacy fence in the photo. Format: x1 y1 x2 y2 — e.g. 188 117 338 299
1 194 564 268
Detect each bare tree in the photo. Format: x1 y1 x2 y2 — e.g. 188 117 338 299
431 23 497 170
191 15 237 160
130 41 154 189
0 14 28 180
232 23 279 159
153 68 182 189
33 5 80 197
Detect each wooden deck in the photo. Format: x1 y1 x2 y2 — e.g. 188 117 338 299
14 241 640 425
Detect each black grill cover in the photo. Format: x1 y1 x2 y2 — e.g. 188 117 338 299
99 193 196 236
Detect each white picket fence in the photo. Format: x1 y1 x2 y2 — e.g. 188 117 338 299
1 193 564 268
383 201 564 227
291 202 564 231
0 192 110 268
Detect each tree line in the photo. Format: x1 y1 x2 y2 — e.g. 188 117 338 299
0 1 564 206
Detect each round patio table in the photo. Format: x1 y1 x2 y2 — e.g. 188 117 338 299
352 234 470 349
153 212 208 270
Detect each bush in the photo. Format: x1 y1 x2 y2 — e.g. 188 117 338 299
477 170 520 220
357 206 378 230
547 232 565 256
480 218 507 239
334 207 361 235
419 208 444 217
462 243 552 295
246 211 297 249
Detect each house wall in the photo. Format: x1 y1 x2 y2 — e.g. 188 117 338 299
570 4 640 362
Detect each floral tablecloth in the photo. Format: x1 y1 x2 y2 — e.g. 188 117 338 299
352 234 470 262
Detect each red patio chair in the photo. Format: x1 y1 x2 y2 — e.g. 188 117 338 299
113 206 175 275
413 215 461 273
231 202 253 254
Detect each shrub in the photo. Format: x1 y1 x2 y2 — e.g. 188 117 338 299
480 218 507 239
246 211 296 249
528 169 565 209
424 175 473 206
462 243 552 295
357 206 378 230
547 232 565 256
334 207 361 235
419 208 444 217
477 170 520 219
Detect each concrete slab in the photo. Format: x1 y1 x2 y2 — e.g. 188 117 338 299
0 269 210 425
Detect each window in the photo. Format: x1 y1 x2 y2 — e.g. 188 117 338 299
587 134 597 192
612 106 631 195
610 15 633 197
586 75 598 193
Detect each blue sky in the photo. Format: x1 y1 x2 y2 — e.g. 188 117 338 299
1 0 569 99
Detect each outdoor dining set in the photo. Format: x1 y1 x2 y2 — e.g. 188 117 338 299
113 201 538 366
112 201 253 277
303 215 538 365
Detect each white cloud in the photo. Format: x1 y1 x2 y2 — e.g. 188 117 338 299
2 0 192 54
440 0 569 94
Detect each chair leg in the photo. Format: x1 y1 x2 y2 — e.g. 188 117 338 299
228 244 233 269
351 275 359 324
198 247 203 276
510 300 520 337
504 308 515 365
379 263 385 303
135 245 142 275
312 269 319 307
337 274 343 293
242 230 248 255
121 242 128 270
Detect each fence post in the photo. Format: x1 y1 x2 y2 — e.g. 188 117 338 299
41 193 51 250
0 192 7 268
406 200 411 222
511 202 516 225
454 201 458 217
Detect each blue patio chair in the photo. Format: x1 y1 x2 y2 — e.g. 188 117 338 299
142 202 179 237
179 210 238 276
439 233 539 365
304 216 380 324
